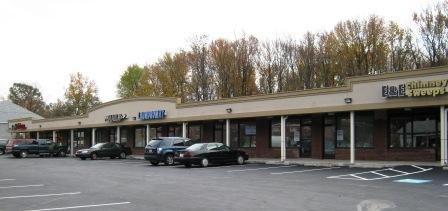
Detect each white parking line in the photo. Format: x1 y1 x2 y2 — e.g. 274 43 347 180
271 167 340 175
327 165 433 181
0 179 16 182
24 202 131 211
0 184 44 189
0 192 81 200
443 184 448 186
227 165 296 172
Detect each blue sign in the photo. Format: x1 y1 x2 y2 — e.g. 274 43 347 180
138 109 167 120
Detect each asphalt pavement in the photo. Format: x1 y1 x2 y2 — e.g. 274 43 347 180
0 155 447 211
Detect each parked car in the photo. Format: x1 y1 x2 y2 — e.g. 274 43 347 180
11 139 68 158
175 143 249 167
5 139 33 154
144 137 192 165
0 139 8 155
76 142 130 160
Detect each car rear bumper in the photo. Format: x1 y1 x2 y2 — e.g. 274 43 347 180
144 153 162 162
75 153 91 158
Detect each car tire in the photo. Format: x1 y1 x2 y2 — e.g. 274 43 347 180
91 153 97 160
237 155 245 165
200 157 209 167
81 157 86 160
184 163 192 168
59 151 66 157
150 161 159 166
20 150 28 158
13 153 20 158
164 154 174 165
119 152 126 159
0 149 4 155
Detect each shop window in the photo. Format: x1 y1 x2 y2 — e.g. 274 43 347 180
336 115 350 148
168 125 182 137
188 125 202 143
355 113 374 148
135 127 146 148
75 131 85 148
271 117 312 148
120 127 128 144
150 126 163 139
229 121 256 148
214 122 225 143
239 123 256 147
389 110 439 148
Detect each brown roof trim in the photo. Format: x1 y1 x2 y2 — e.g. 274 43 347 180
8 117 33 123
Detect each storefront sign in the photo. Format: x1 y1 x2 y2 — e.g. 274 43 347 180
138 109 166 120
105 114 127 123
11 123 27 130
382 79 448 98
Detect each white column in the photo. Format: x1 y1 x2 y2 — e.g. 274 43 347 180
226 119 230 146
116 126 121 143
281 116 287 162
92 128 96 146
36 132 40 139
146 124 150 145
440 106 446 166
70 129 74 156
350 111 355 164
52 131 57 143
182 122 188 138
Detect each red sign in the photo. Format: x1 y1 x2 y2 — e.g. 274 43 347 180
11 123 27 130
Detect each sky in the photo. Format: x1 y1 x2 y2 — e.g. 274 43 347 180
0 0 435 103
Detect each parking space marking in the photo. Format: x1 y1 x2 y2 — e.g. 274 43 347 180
271 167 340 175
443 184 448 186
0 179 16 182
0 192 81 200
0 184 44 189
327 165 433 181
227 165 297 172
24 202 131 211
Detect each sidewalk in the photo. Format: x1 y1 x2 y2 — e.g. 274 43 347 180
128 155 442 169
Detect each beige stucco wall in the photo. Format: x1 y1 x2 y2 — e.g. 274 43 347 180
8 66 448 132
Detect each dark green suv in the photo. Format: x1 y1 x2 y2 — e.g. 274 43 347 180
0 139 8 155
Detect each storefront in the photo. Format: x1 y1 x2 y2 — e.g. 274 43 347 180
8 66 448 165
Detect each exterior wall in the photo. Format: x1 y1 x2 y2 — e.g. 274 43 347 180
0 123 10 140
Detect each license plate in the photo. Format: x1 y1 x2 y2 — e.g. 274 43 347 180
180 153 184 158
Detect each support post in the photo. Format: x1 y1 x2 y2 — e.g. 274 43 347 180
281 116 287 162
52 131 57 143
146 124 150 145
226 119 230 146
36 131 40 139
92 128 96 146
116 126 121 143
182 122 188 138
350 111 355 164
70 129 74 156
440 106 447 166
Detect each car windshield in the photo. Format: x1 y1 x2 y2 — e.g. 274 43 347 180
186 143 205 151
147 139 173 147
91 143 106 149
147 139 162 147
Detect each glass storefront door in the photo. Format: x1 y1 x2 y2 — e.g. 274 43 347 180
324 125 335 159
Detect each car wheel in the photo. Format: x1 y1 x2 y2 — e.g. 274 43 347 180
91 153 97 160
119 152 126 159
81 157 86 160
13 153 20 158
184 163 192 168
20 150 28 158
200 157 209 167
237 155 245 165
0 149 4 155
150 161 159 166
59 151 66 157
164 154 174 165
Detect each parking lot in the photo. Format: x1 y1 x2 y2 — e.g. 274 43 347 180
1 156 448 211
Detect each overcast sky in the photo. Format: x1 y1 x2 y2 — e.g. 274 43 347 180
0 0 435 103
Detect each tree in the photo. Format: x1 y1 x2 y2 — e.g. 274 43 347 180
8 83 46 116
413 1 448 67
64 72 101 115
187 35 215 101
117 64 145 98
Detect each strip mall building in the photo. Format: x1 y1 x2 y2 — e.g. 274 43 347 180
8 66 448 166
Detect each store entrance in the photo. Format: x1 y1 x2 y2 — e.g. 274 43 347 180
324 125 335 159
